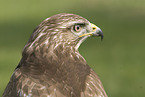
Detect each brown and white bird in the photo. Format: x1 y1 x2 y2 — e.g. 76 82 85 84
3 13 108 97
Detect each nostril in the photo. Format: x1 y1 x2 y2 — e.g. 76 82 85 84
92 27 96 31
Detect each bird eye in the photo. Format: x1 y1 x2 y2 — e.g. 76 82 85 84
73 25 81 32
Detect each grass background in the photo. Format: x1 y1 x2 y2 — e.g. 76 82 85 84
0 0 145 96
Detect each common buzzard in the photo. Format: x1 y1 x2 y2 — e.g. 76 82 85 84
3 13 108 97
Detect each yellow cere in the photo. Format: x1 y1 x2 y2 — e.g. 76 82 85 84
91 23 97 32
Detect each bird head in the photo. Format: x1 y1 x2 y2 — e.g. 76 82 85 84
24 13 103 54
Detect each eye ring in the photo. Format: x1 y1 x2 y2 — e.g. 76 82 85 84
73 25 81 32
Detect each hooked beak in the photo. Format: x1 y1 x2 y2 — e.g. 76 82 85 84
79 23 103 40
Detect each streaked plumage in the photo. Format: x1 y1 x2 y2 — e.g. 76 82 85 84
3 13 107 97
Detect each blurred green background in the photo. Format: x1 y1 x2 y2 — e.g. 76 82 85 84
0 0 145 96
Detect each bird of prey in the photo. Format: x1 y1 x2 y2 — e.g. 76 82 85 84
3 13 108 97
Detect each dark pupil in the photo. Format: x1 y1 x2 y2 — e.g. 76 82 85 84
76 26 80 30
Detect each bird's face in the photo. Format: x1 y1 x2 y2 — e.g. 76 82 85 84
53 13 103 49
25 13 103 53
62 20 103 39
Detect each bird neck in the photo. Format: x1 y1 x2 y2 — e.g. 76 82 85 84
17 41 90 96
20 42 87 72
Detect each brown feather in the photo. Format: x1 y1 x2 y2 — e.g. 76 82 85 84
3 13 108 97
